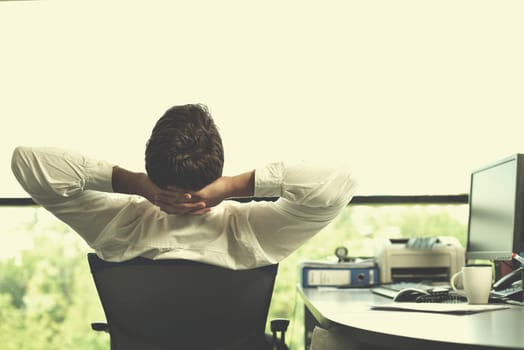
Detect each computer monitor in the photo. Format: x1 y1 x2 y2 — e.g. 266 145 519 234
466 154 524 261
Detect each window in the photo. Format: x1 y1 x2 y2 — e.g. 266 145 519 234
0 201 468 349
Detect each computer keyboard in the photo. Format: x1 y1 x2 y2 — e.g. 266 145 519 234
414 293 468 304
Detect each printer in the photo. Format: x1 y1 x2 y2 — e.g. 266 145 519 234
375 236 465 283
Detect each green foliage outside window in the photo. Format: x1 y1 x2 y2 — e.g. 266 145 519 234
0 203 467 349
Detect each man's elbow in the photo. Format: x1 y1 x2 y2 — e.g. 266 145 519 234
11 146 27 179
11 146 34 193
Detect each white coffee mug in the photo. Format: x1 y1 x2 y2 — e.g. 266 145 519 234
450 265 493 304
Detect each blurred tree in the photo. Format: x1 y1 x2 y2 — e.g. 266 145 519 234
0 211 107 350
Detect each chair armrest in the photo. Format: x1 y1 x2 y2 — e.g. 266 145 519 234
270 318 290 333
270 318 290 349
91 322 109 333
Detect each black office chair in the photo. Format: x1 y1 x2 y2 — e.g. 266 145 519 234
87 253 289 350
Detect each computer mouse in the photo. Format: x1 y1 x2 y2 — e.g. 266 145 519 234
393 288 431 302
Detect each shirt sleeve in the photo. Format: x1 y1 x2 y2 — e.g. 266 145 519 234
255 160 356 210
11 146 114 204
245 160 357 263
11 146 125 246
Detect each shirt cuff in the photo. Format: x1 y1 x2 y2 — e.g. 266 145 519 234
254 162 284 197
84 158 115 193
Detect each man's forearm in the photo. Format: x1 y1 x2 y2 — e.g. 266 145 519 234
112 166 153 200
228 171 255 198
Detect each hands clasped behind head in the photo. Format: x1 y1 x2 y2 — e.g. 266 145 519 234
154 188 209 216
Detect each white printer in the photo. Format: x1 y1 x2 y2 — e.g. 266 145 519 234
375 236 465 283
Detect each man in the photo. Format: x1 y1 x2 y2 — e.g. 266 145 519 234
11 104 356 269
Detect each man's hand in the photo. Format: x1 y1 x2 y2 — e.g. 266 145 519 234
112 166 254 216
112 166 208 215
155 176 232 215
155 171 255 215
154 189 210 215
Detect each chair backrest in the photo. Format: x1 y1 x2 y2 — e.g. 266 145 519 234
87 253 278 350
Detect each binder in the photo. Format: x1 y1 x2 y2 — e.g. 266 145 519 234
300 260 379 288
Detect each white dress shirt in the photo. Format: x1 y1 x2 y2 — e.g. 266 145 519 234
11 146 356 269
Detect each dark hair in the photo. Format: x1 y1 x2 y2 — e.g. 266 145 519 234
145 104 224 190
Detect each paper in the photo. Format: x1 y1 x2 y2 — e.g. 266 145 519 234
370 302 510 315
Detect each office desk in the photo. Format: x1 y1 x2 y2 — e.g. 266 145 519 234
298 286 524 350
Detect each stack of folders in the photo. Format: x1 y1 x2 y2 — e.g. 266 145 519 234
300 259 379 288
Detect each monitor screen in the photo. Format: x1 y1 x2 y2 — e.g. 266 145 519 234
466 155 524 261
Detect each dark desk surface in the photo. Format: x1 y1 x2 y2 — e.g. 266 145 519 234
298 286 524 350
